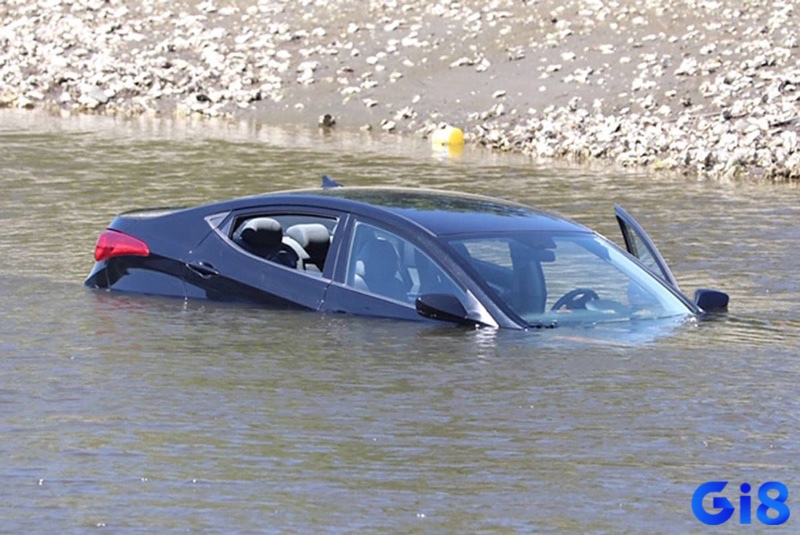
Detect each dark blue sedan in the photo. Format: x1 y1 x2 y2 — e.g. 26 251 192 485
85 181 728 329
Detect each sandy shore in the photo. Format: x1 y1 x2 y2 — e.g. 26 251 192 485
1 0 799 179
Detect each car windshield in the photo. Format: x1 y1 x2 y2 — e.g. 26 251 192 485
446 231 693 326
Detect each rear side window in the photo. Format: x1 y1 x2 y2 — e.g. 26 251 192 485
231 213 337 275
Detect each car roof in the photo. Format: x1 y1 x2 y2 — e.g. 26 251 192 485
260 186 588 236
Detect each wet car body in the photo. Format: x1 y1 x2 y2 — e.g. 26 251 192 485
85 182 728 329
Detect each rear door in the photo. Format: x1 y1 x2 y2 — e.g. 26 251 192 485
182 209 341 309
614 204 680 291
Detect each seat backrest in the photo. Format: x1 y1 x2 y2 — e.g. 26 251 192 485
356 238 407 301
286 223 331 270
512 260 547 314
234 217 283 259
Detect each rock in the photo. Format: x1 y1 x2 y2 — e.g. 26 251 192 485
319 113 336 127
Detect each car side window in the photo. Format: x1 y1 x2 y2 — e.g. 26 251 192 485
345 221 465 304
231 214 337 275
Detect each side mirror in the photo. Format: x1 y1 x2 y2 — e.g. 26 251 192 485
694 289 729 313
416 293 481 326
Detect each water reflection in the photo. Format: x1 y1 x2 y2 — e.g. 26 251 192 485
1 109 800 532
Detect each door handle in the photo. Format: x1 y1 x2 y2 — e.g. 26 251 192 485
187 262 220 278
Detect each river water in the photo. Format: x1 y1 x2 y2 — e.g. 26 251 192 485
1 109 799 532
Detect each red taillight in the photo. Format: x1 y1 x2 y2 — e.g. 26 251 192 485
94 229 150 261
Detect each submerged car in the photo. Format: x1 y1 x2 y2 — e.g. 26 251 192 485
85 179 728 329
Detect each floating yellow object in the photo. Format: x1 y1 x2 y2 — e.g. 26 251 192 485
431 125 464 147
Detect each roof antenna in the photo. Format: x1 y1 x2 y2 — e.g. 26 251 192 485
322 175 343 189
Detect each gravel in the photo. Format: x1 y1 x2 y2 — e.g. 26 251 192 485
2 0 799 179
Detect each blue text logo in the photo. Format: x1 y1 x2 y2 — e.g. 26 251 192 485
692 481 790 525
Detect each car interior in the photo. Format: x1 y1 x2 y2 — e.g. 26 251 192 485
346 221 466 305
351 236 408 301
449 237 556 316
232 214 336 275
233 216 468 306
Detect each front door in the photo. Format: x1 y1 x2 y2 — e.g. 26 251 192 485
614 204 680 291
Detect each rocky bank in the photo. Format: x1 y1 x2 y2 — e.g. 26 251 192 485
1 0 799 179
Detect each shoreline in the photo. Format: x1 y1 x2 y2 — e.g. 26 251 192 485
2 0 799 180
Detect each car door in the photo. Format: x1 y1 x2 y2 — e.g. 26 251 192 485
182 209 340 309
614 204 680 291
321 218 473 322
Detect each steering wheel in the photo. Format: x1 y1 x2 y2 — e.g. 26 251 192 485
551 288 599 311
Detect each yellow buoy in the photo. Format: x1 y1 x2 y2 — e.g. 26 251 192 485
431 125 464 157
431 125 464 147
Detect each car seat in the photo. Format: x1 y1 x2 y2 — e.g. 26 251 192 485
352 238 407 302
286 223 331 271
233 217 299 268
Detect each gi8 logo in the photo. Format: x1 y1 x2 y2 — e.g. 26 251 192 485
692 481 790 525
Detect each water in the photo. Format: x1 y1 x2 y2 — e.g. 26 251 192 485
1 109 799 532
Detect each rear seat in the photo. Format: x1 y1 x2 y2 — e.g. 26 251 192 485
233 217 301 268
286 223 331 272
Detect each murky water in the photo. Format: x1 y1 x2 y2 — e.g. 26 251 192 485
2 109 799 532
